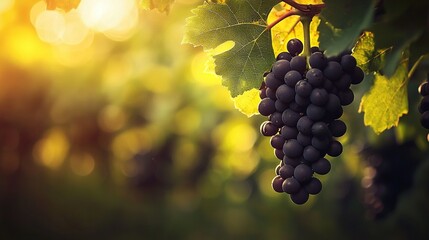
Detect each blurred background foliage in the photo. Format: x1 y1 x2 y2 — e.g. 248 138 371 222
0 1 429 239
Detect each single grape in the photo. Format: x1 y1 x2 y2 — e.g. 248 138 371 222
284 70 303 87
420 111 429 129
329 120 347 137
260 121 278 136
418 96 429 113
272 175 284 193
306 68 324 87
265 72 283 89
304 177 322 195
295 79 313 97
297 116 313 135
295 94 311 107
323 79 335 93
311 137 330 151
327 140 343 157
311 122 330 137
290 188 309 204
312 158 331 175
418 82 429 96
325 94 343 118
275 163 282 175
289 102 306 113
282 109 301 127
338 88 354 106
274 148 285 160
294 163 313 183
290 56 306 73
306 104 326 121
258 98 276 116
310 88 329 106
269 112 283 128
323 61 343 81
334 74 352 90
341 54 357 72
276 85 295 103
282 177 301 194
283 156 301 167
310 46 321 53
272 60 291 80
276 52 292 61
303 145 321 163
275 100 288 112
297 132 312 147
351 67 364 84
283 139 304 158
270 134 285 149
309 52 327 69
280 125 299 140
266 87 277 100
287 38 304 56
279 165 295 179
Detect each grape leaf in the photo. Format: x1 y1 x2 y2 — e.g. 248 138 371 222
358 61 409 134
141 0 175 12
232 89 260 117
45 0 81 12
352 31 385 74
269 1 322 57
318 0 375 57
182 0 278 97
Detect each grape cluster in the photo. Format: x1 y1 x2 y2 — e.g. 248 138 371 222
258 38 364 204
418 77 429 139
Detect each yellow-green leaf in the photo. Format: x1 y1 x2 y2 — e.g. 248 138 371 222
268 0 322 57
233 89 260 117
141 0 175 12
358 61 409 134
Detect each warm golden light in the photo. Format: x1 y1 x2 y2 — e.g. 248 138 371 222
35 9 65 44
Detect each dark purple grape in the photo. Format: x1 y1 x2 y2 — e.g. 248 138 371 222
311 122 330 137
310 88 329 106
274 148 284 160
275 100 288 112
418 96 429 113
310 46 321 53
323 61 343 81
282 109 301 127
309 52 327 69
297 132 312 146
334 74 352 90
272 60 291 80
306 104 326 121
260 121 278 136
418 82 429 96
311 137 330 151
290 188 309 204
297 116 313 135
275 163 282 175
270 135 285 149
287 38 303 56
329 120 347 137
282 177 301 194
327 140 343 157
323 79 335 92
258 98 276 116
279 165 295 179
276 85 295 103
266 87 277 99
272 175 284 193
284 70 303 87
420 111 429 129
351 67 364 84
312 158 331 175
260 86 267 99
283 139 304 158
276 52 292 61
289 101 306 113
265 72 283 89
304 177 322 195
306 68 324 87
294 163 313 183
280 125 299 140
269 112 283 128
303 145 321 163
295 94 311 107
339 88 354 106
290 56 306 73
295 80 313 97
341 54 357 72
283 156 301 167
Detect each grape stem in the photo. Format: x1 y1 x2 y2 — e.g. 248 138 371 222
266 0 325 30
300 15 312 61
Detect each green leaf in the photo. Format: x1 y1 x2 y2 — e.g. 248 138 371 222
318 0 375 57
141 0 175 12
182 0 278 97
352 32 385 74
358 61 409 134
232 88 260 117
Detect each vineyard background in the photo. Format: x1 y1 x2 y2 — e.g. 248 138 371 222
0 1 429 239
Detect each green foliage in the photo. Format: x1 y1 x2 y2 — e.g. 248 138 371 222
318 0 375 57
352 32 383 74
359 61 409 134
182 0 277 97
